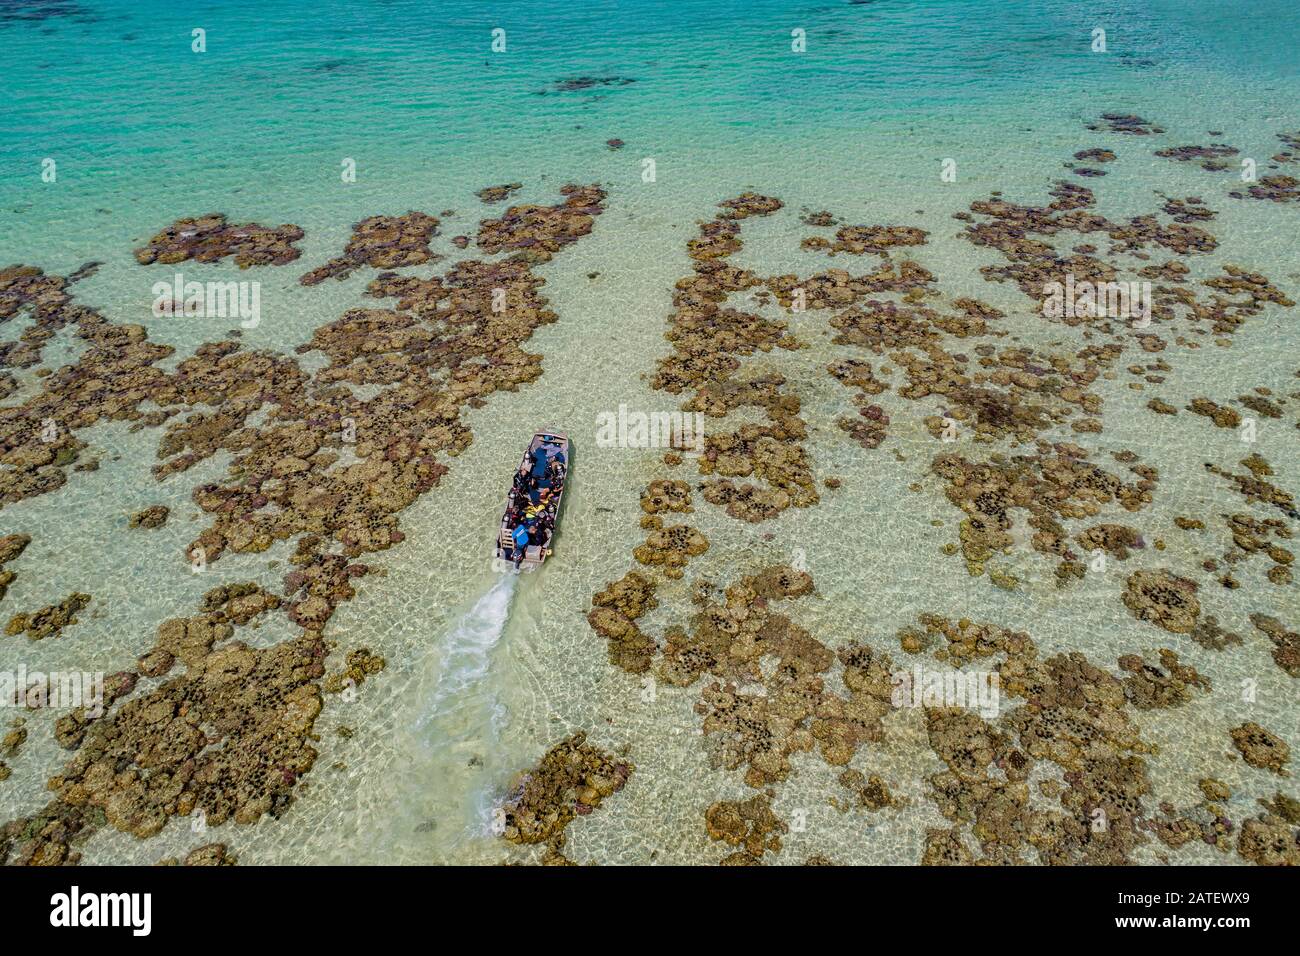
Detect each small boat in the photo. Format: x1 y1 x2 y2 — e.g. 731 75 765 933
495 429 569 571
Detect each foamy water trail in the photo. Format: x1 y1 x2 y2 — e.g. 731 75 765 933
398 573 520 851
416 572 517 736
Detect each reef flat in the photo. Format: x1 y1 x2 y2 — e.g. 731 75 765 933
0 0 1296 868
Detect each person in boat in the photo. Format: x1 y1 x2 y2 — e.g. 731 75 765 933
536 507 555 544
506 481 527 512
525 453 549 499
527 515 547 550
546 459 565 495
535 490 554 530
510 522 530 569
512 463 532 497
529 448 550 483
533 461 560 504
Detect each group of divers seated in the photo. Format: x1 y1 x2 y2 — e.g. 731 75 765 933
502 439 567 568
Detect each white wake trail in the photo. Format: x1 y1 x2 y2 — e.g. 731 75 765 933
417 572 516 737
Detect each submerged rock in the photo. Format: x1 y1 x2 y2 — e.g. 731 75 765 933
544 76 636 94
499 732 633 846
1087 113 1164 135
0 534 31 602
588 572 658 673
129 505 169 529
805 224 928 257
705 793 787 863
475 182 522 204
1230 722 1290 776
300 211 440 285
1250 614 1300 677
1121 569 1200 633
134 215 303 267
5 592 91 640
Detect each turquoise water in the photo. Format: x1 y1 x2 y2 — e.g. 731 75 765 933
6 0 1299 257
1 0 1298 865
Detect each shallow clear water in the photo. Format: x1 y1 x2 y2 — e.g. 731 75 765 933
1 0 1297 865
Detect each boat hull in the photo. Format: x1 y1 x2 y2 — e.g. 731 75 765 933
494 429 569 572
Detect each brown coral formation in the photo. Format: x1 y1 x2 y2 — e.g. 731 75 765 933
655 567 896 785
5 592 91 640
499 732 632 846
931 447 1155 581
648 194 821 523
129 505 169 529
1118 649 1210 709
1188 615 1243 651
475 183 522 204
705 793 787 864
1087 113 1164 135
837 401 890 450
1155 144 1239 171
1074 148 1117 164
1230 722 1290 776
1187 396 1241 428
0 720 24 783
1162 197 1216 223
476 183 605 262
322 647 386 694
1232 175 1300 204
157 843 237 866
51 672 138 749
640 478 693 515
963 180 1222 320
299 211 440 285
1 184 607 864
1218 513 1294 586
134 215 303 267
1206 455 1299 521
922 827 975 865
904 613 1252 864
1121 570 1200 633
0 533 29 602
1274 131 1300 164
2 721 26 760
1076 523 1144 560
828 357 892 450
1147 397 1177 415
1237 810 1300 865
592 549 892 795
803 224 928 257
718 192 784 220
633 522 709 579
1238 390 1284 419
801 210 838 227
587 572 659 673
839 768 899 811
2 626 325 865
1250 614 1300 677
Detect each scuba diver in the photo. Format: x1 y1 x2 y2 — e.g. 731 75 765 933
510 522 530 569
512 463 532 496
